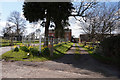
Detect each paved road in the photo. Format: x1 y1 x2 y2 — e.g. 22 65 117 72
2 44 120 78
0 46 12 55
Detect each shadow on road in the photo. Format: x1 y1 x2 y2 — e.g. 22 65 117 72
52 44 120 78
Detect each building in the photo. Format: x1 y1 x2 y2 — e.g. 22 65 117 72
48 29 72 41
79 34 90 43
79 34 116 43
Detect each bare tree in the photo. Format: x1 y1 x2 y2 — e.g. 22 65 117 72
72 1 98 22
96 3 118 40
80 3 118 41
6 11 26 41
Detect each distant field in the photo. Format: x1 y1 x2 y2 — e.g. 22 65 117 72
0 39 40 47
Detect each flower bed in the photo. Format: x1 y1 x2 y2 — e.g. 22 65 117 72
2 42 73 62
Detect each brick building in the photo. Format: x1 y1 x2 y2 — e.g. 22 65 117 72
79 34 115 43
48 29 72 41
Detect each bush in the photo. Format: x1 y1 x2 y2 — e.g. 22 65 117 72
14 47 19 52
41 46 50 57
30 48 39 56
20 46 29 52
100 35 120 58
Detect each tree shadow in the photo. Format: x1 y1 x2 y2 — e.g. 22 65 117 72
52 45 120 78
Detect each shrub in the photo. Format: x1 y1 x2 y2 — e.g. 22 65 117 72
14 47 19 52
97 35 120 58
41 46 50 57
30 48 39 56
20 46 29 52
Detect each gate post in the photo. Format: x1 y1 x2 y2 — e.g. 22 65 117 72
50 38 53 56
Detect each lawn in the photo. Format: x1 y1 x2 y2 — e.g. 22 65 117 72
0 38 41 47
2 42 73 62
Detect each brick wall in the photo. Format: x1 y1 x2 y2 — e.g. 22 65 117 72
48 29 72 41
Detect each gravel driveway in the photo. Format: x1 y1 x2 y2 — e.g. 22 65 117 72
2 44 120 78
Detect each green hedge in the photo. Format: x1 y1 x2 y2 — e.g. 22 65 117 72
100 35 120 58
94 35 120 66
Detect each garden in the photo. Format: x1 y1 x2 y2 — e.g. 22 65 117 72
1 42 73 62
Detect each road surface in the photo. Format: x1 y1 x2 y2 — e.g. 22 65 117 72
2 44 120 78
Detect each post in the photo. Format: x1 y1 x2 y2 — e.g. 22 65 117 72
44 37 46 46
48 37 49 45
39 34 41 53
50 38 53 56
22 36 23 44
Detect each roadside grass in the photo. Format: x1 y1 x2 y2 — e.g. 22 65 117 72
1 49 49 62
54 42 73 54
0 43 22 47
2 50 28 61
78 43 120 66
1 42 73 62
0 42 44 47
51 42 73 59
0 38 42 47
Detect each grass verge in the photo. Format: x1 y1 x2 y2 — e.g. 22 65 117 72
78 43 120 66
51 42 73 59
2 42 73 62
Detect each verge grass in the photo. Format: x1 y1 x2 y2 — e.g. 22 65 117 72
78 43 120 66
2 42 73 62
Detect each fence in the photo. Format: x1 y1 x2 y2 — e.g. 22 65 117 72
0 35 70 56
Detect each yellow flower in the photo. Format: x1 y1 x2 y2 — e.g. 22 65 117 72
20 45 24 47
28 46 33 49
53 44 56 46
14 45 17 48
90 47 93 49
44 46 47 48
58 43 61 45
85 46 89 48
41 47 44 50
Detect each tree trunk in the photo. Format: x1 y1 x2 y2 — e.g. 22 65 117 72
54 21 59 44
44 15 50 46
16 23 19 41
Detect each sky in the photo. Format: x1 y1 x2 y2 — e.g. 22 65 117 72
0 1 119 38
0 2 46 37
0 1 86 38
